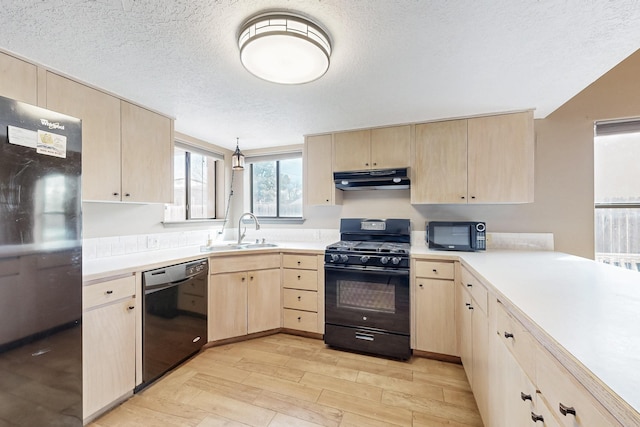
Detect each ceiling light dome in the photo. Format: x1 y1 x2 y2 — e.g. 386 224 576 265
238 12 331 85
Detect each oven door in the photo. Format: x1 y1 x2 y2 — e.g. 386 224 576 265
324 264 409 334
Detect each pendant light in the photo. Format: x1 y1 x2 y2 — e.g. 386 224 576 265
238 12 331 84
231 138 245 171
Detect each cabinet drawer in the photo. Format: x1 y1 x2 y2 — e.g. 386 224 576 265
415 260 454 280
496 302 535 380
283 269 318 291
282 254 318 270
83 275 136 310
177 293 207 315
210 253 280 274
461 266 487 314
535 345 620 427
283 289 318 312
283 309 318 333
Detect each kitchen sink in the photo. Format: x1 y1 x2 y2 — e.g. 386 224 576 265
200 242 278 252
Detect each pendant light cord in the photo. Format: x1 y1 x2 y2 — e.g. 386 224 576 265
218 169 236 238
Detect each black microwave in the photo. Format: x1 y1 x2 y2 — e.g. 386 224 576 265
426 221 486 251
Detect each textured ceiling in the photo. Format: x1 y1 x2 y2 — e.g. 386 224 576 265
1 0 640 150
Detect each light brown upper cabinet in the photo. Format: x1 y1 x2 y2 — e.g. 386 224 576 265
120 101 173 203
304 133 342 206
412 111 534 204
412 119 468 204
0 51 37 105
467 111 534 203
333 125 410 172
45 72 122 201
46 73 173 203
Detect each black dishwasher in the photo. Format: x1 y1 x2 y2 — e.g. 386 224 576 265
137 258 208 391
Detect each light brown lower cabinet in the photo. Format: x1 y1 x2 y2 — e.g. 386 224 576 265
282 253 323 333
82 275 136 421
414 259 457 355
208 254 281 341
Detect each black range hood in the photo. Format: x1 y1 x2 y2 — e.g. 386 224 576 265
334 168 410 191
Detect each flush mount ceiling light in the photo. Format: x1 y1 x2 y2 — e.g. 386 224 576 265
238 12 331 84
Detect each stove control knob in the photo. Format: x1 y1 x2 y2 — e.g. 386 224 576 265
339 254 349 263
360 255 370 263
380 256 390 264
330 254 340 262
391 257 401 265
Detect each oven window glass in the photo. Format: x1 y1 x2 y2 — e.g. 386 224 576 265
434 225 470 246
337 280 395 313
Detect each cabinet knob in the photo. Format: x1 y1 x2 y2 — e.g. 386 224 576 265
325 199 329 202
504 332 514 339
419 283 423 288
432 269 437 273
468 306 474 310
520 392 532 402
365 163 369 166
297 296 301 301
471 196 476 199
465 302 471 306
241 277 246 282
373 162 377 166
125 193 131 197
113 192 119 196
297 275 301 280
461 196 465 199
297 316 301 321
249 276 254 281
106 290 113 294
297 261 301 265
559 403 576 417
128 305 135 310
531 412 544 423
466 283 472 288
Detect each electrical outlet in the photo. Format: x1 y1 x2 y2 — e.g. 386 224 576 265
147 236 159 249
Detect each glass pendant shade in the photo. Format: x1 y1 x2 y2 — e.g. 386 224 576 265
232 140 245 171
238 13 331 84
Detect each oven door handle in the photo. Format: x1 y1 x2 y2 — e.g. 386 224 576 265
324 264 409 276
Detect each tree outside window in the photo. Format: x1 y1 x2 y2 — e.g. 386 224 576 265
251 157 302 218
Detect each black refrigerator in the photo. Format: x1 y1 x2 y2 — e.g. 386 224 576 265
0 95 82 425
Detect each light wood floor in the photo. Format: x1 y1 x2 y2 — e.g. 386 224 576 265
91 333 483 427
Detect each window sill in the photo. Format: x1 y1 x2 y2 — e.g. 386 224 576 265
162 219 226 228
256 217 306 225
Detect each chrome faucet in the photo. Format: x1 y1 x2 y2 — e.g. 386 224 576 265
237 212 260 244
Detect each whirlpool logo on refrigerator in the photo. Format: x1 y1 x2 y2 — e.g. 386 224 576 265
40 119 65 130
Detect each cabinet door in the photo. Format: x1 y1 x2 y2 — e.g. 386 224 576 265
305 134 339 205
415 278 456 355
371 125 410 169
45 72 122 201
412 120 468 204
247 269 281 334
472 304 490 423
0 51 37 104
120 101 173 203
467 111 534 203
333 129 371 171
457 284 474 385
83 298 135 418
208 272 247 341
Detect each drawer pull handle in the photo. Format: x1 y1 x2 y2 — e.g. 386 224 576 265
297 261 301 265
468 306 474 310
520 392 532 402
466 283 472 287
504 332 514 339
559 403 576 417
432 269 437 273
531 412 544 423
356 332 374 341
465 303 471 306
106 290 113 294
128 306 135 310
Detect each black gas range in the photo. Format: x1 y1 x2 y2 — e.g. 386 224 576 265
324 218 412 360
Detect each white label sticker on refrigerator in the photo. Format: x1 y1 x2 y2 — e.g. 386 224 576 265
7 125 37 148
36 130 67 158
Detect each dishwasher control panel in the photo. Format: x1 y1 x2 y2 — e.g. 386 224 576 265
186 259 208 277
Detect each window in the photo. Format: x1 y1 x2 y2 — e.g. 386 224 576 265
165 142 220 221
594 119 640 272
249 154 303 218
